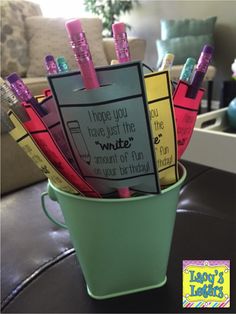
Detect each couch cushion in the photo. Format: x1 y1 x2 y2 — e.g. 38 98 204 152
0 0 41 77
26 17 108 77
160 16 217 40
156 34 214 67
157 16 217 67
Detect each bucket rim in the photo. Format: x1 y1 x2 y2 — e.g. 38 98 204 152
48 162 187 202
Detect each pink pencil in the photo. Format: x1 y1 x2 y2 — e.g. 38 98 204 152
65 19 130 198
65 19 99 89
112 22 131 64
112 22 132 198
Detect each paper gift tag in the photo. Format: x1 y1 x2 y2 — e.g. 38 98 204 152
8 110 80 194
173 80 204 159
34 94 46 103
34 89 52 102
48 61 161 195
22 104 100 198
144 70 179 187
39 95 80 172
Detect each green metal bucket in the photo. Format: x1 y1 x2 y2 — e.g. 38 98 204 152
41 163 186 299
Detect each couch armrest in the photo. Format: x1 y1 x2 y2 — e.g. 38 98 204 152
1 133 46 195
103 37 146 64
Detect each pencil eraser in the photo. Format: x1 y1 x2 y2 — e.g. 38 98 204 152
6 72 20 84
118 187 131 198
45 55 55 62
112 22 125 35
203 44 214 54
65 19 83 36
110 59 119 65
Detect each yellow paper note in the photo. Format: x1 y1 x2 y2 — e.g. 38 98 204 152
144 70 178 187
8 110 79 194
34 94 46 102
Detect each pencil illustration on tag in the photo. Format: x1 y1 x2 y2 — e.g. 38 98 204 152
67 120 91 165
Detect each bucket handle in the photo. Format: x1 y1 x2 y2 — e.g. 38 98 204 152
41 192 68 229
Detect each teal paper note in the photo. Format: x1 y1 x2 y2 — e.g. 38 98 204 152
48 61 160 195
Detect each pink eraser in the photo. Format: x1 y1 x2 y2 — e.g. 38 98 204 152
112 22 125 35
118 187 131 198
65 19 83 36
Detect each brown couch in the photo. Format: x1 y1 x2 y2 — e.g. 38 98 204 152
1 160 235 312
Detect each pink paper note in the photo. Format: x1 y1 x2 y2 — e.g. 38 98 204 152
173 81 204 159
23 104 101 198
40 96 80 172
